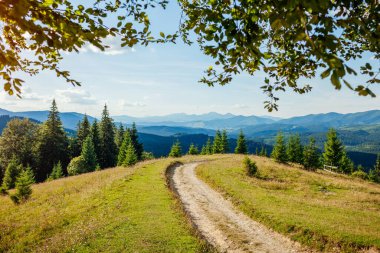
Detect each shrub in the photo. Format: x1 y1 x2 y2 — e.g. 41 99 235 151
243 157 258 176
67 156 87 176
141 151 154 160
351 170 368 180
11 167 35 204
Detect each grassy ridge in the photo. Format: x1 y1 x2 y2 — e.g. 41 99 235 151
0 159 210 252
196 155 380 252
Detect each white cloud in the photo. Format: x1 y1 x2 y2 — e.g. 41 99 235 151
79 36 134 56
119 99 147 108
232 104 250 109
55 89 98 105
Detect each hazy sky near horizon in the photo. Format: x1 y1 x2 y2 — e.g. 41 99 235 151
0 2 379 118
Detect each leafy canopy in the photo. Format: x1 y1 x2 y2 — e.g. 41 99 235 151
1 0 379 110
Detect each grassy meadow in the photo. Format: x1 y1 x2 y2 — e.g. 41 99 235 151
0 158 212 253
196 155 380 252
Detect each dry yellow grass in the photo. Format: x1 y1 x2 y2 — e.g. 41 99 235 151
196 154 380 252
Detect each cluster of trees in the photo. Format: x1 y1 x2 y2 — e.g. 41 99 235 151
0 100 146 203
271 129 380 182
169 130 250 157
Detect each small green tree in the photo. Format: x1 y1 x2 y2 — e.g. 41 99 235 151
205 138 213 154
221 130 229 153
243 157 258 177
169 140 182 158
200 145 207 155
235 130 248 154
90 120 101 164
213 130 223 154
287 134 303 163
271 132 288 163
117 131 132 166
81 136 98 172
340 153 355 174
123 142 138 166
67 156 87 176
323 128 344 168
48 161 64 180
188 144 199 155
11 167 35 204
1 158 20 190
115 124 125 150
141 152 155 160
303 137 320 171
129 123 144 161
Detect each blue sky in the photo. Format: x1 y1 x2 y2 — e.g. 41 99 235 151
1 2 379 118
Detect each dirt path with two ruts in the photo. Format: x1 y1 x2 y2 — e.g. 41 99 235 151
169 163 309 253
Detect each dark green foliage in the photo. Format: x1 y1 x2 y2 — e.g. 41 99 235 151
123 142 138 166
340 153 355 174
221 130 229 153
271 132 288 163
35 100 69 181
81 136 98 172
11 167 35 204
188 143 199 155
243 157 258 177
169 140 182 158
369 154 380 183
74 114 91 157
99 105 117 169
213 130 223 154
115 124 125 150
129 123 144 160
351 170 368 180
204 138 213 155
1 158 20 190
235 130 248 154
323 129 345 167
287 134 303 163
303 138 320 170
118 131 132 166
67 156 87 176
48 161 64 181
375 153 380 171
90 120 101 164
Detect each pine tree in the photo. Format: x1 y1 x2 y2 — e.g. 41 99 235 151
235 130 248 154
81 136 98 172
12 167 35 203
49 161 64 180
75 114 91 156
169 140 182 157
117 131 132 166
200 145 207 155
205 138 213 154
213 130 223 154
323 128 344 168
287 134 303 163
271 132 288 163
99 105 117 168
123 142 138 166
90 119 101 163
129 123 144 160
188 143 199 155
1 158 20 190
340 152 354 174
302 137 320 170
221 130 229 153
36 100 69 181
115 124 125 150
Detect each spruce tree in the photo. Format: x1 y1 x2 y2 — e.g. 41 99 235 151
271 132 288 163
49 161 64 180
117 131 132 166
188 144 199 155
303 137 320 170
12 167 35 203
75 114 91 156
81 136 98 172
129 123 144 160
213 130 223 154
123 142 138 166
169 140 182 157
221 130 229 153
90 119 101 163
235 130 248 154
205 138 213 154
115 124 125 150
36 100 69 181
1 158 20 190
200 145 207 155
287 134 303 163
99 105 117 168
340 152 354 174
323 128 344 168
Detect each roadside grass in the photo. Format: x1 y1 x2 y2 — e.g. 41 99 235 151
196 154 380 252
0 159 211 252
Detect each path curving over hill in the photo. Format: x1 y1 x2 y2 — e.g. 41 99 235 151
169 163 308 253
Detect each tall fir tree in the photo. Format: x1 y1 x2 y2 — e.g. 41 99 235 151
123 142 138 166
169 140 182 157
90 119 101 163
287 134 303 163
36 100 69 181
302 137 320 170
323 128 345 168
213 130 223 154
81 136 98 172
271 132 288 163
74 114 91 156
117 131 132 166
129 123 144 160
235 130 248 154
99 105 117 168
221 130 229 153
115 124 125 151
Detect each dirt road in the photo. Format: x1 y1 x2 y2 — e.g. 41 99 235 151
169 163 306 253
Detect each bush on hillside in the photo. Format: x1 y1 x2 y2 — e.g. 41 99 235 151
351 170 368 180
67 156 87 176
243 157 258 177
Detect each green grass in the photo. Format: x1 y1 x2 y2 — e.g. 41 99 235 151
0 159 210 253
196 155 380 252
